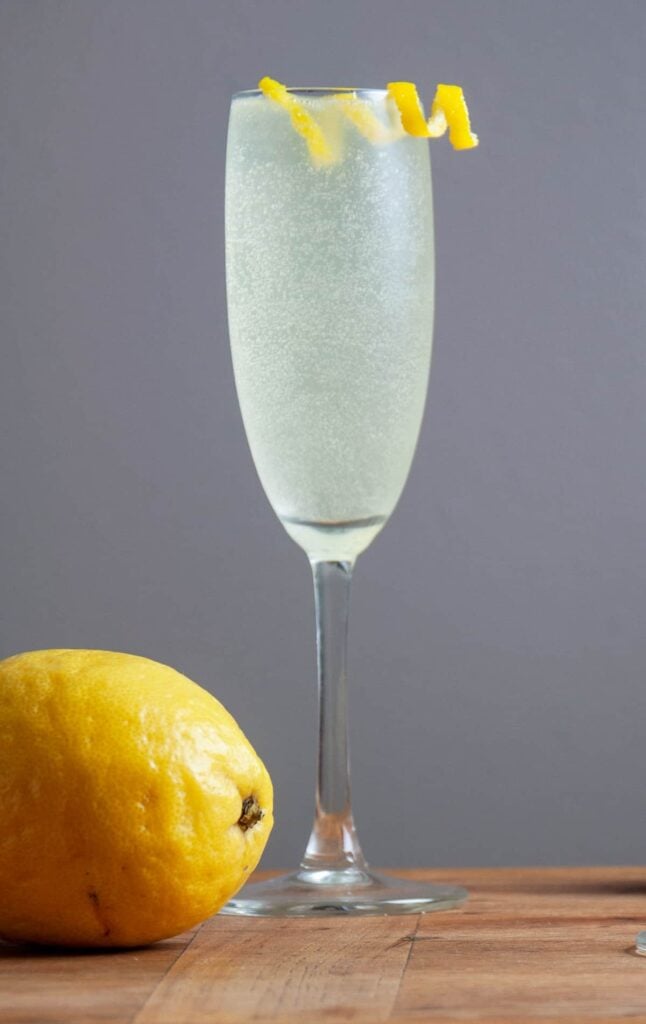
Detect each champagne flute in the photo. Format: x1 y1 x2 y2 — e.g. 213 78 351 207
222 86 467 915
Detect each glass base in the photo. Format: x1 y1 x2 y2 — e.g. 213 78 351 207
220 865 468 917
636 931 646 955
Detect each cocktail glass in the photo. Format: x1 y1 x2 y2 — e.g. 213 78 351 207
222 87 467 916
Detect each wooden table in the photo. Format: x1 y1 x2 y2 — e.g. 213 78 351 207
3 867 646 1023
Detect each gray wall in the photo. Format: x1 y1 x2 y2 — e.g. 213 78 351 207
1 0 645 870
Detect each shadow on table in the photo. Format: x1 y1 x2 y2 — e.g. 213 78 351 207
0 938 171 959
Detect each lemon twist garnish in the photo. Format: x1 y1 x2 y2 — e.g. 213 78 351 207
258 76 335 165
386 82 433 137
257 76 478 157
333 93 391 145
432 84 479 150
387 81 478 150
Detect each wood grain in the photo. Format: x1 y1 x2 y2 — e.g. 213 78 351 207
134 916 416 1024
4 868 646 1023
0 931 194 1024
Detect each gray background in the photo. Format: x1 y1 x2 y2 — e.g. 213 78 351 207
1 0 645 871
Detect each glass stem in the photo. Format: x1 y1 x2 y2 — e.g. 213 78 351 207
300 559 368 875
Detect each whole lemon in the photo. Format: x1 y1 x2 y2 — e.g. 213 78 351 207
0 649 273 947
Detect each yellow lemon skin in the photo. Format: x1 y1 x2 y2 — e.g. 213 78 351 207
258 76 335 165
387 80 479 149
432 84 479 150
386 81 430 137
0 650 273 948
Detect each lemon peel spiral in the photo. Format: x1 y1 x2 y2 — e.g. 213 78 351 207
387 81 478 149
258 76 335 165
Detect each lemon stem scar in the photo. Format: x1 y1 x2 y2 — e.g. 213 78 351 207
387 81 479 149
258 76 335 165
238 794 263 832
